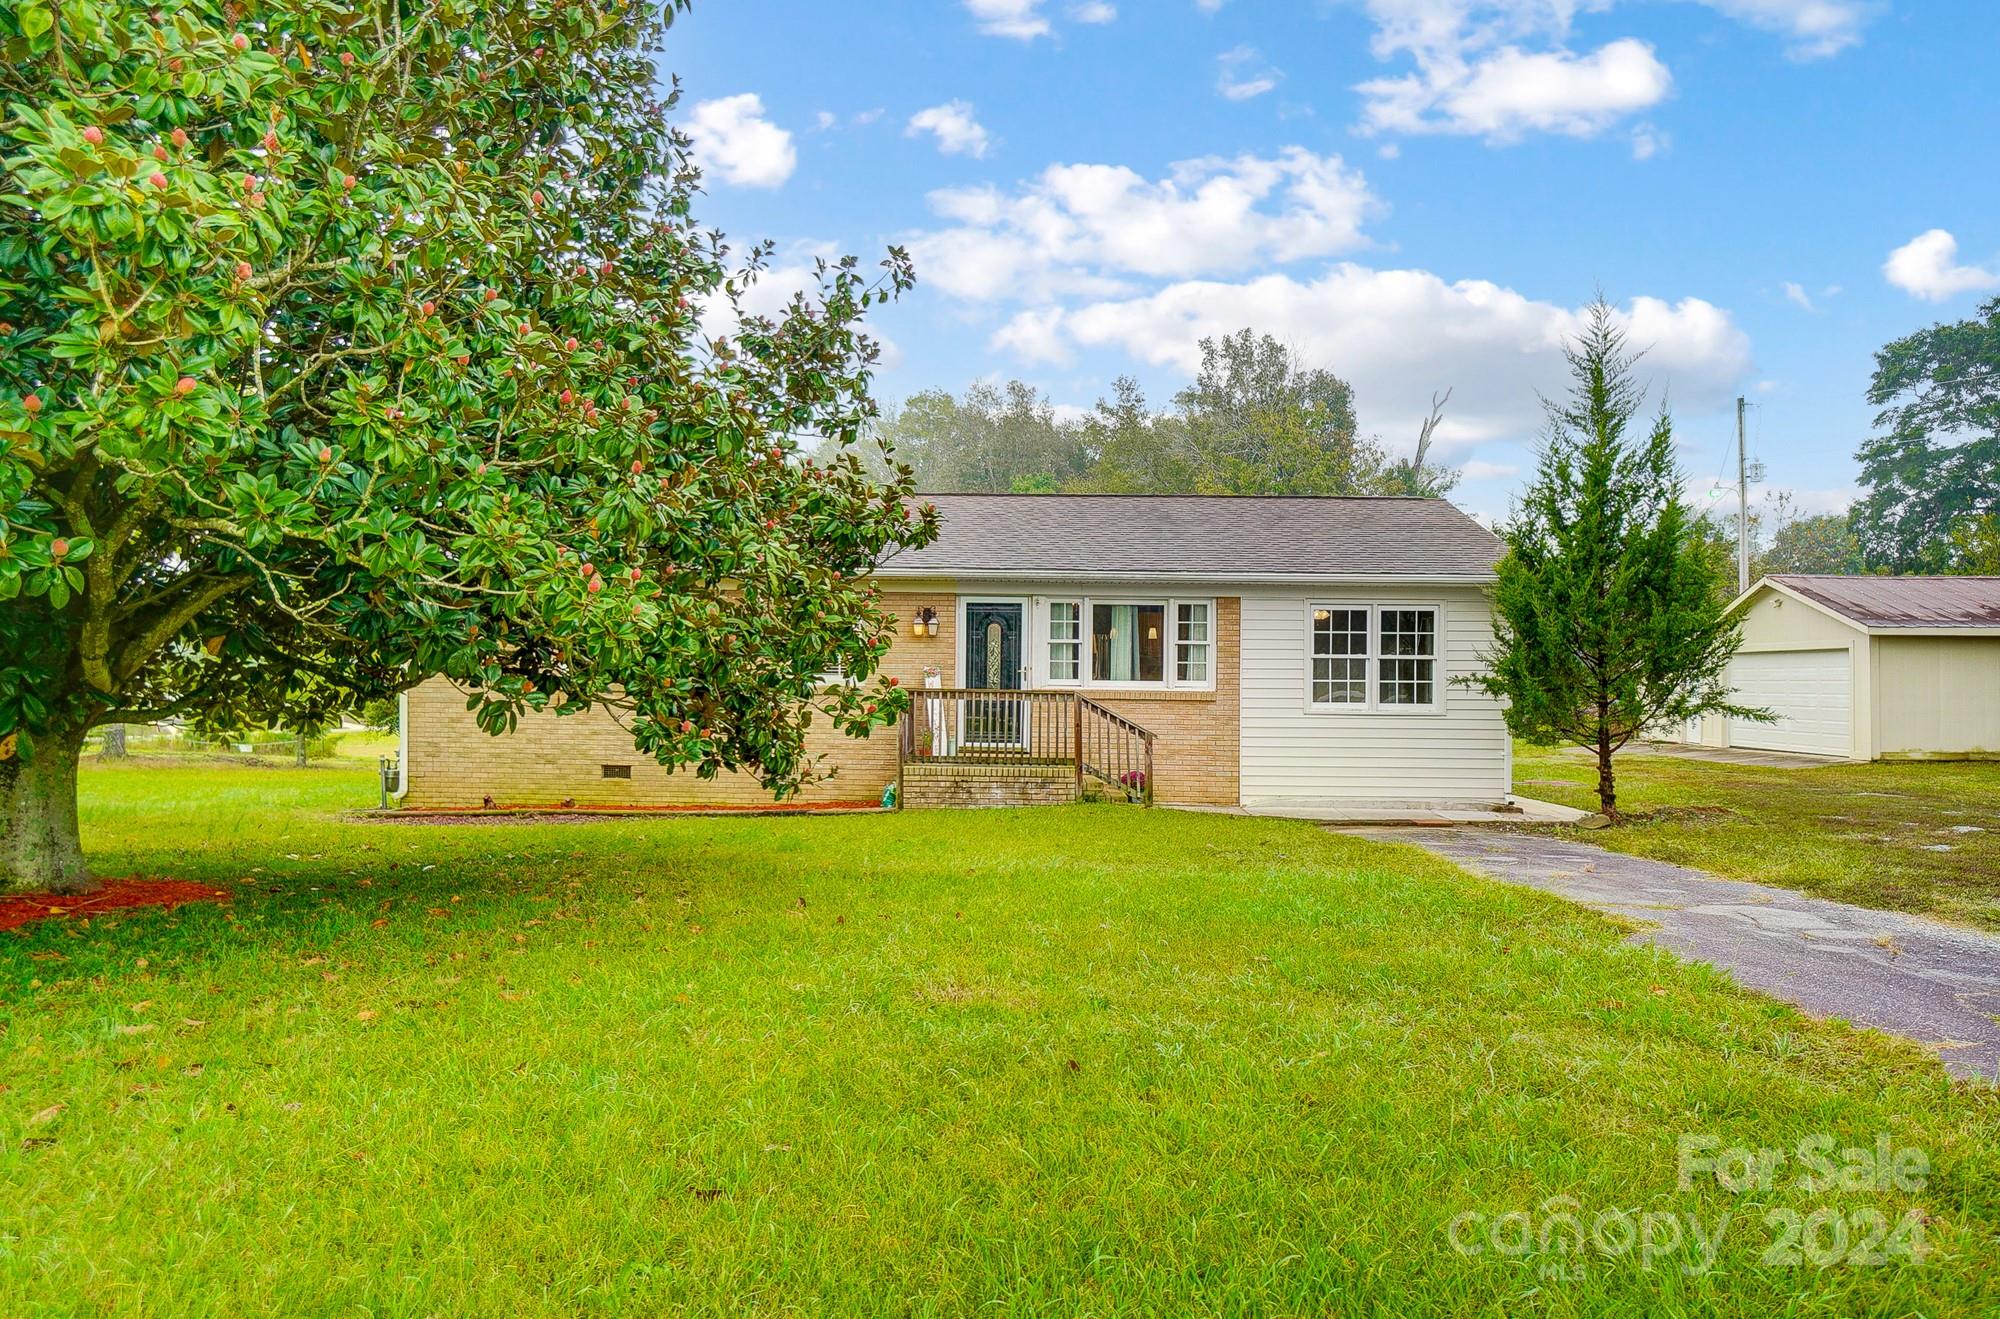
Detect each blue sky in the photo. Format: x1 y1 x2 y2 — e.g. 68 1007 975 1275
667 1 2000 523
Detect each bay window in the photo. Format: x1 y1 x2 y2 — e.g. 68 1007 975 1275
1308 604 1440 711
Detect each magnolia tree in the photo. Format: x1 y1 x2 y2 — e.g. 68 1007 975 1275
0 0 935 892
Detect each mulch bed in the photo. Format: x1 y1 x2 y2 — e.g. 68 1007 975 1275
0 877 231 933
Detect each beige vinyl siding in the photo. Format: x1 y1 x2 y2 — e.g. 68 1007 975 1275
1691 586 1871 759
1873 636 2000 759
1237 585 1509 806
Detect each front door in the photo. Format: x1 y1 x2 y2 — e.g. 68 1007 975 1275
963 602 1025 746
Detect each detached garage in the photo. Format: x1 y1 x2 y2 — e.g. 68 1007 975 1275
1685 575 2000 762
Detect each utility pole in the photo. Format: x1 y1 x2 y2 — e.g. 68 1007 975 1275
1736 395 1750 596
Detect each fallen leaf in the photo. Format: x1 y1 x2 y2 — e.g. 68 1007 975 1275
355 1009 378 1022
28 1104 63 1125
116 1023 155 1036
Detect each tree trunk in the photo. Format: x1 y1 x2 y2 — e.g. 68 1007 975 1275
0 726 94 895
1595 727 1619 821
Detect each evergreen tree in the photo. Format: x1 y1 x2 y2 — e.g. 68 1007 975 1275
1470 304 1758 819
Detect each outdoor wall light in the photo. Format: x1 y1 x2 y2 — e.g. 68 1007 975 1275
910 607 940 638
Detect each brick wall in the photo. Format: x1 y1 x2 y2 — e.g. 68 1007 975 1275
901 764 1078 809
401 589 957 809
1081 596 1240 807
401 591 1242 809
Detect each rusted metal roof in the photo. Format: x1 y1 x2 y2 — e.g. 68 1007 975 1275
1769 575 2000 629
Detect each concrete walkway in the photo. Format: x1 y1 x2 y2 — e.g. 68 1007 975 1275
1627 741 1847 770
1350 828 2000 1083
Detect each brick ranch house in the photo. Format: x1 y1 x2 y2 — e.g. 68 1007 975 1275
398 494 1513 811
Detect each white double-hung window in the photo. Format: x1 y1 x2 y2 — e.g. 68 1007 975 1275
1175 602 1211 684
1047 601 1083 681
1040 597 1214 690
1308 604 1440 711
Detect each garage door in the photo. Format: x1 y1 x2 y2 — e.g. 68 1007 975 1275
1727 649 1851 757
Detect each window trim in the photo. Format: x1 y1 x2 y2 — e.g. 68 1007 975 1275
1303 600 1445 715
1033 595 1218 693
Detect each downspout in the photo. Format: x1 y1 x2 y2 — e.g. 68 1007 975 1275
394 690 410 801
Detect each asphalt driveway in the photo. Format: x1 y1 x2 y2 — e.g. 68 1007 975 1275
1353 827 2000 1083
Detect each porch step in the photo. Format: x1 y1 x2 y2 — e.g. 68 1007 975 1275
900 763 1079 810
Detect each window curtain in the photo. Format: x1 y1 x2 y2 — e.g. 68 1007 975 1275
1108 604 1139 681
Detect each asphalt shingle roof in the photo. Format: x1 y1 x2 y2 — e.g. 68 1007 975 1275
1769 575 2000 629
880 494 1502 580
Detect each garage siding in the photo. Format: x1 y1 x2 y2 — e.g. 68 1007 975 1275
1874 636 2000 758
1238 585 1510 805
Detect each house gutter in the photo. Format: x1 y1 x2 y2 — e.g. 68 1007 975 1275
871 569 1500 586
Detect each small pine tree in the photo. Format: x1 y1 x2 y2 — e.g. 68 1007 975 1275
1471 303 1760 819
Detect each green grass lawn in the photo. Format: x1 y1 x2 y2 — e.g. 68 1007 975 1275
2 763 1996 1316
1514 744 2000 931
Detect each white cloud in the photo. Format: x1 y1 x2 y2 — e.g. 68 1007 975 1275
1461 458 1522 480
813 110 837 132
1883 229 2000 303
1630 123 1668 159
1196 0 1226 10
1358 37 1672 140
1781 281 1815 311
996 268 1751 450
965 0 1051 38
1351 0 1872 144
1072 1 1117 21
1696 0 1878 59
909 148 1379 299
1217 46 1283 101
685 94 796 189
907 101 992 159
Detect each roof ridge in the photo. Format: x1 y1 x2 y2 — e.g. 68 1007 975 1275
917 491 1448 502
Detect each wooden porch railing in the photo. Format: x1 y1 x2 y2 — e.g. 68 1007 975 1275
897 688 1155 806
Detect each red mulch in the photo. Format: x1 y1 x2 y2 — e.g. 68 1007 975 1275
376 801 882 824
0 877 231 933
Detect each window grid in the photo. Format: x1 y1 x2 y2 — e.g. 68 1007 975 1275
1308 605 1439 711
1310 607 1370 706
1175 603 1211 684
1047 601 1082 682
1377 608 1437 706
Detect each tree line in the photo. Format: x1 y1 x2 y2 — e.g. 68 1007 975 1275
1690 296 2000 580
838 329 1460 499
856 300 2000 586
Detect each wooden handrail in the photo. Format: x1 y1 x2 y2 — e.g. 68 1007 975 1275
895 688 1156 806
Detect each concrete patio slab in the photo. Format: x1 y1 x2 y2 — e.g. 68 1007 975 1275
1348 827 2000 1083
1170 796 1589 826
